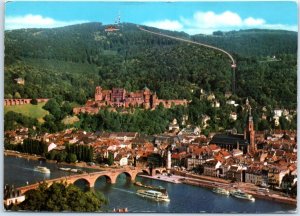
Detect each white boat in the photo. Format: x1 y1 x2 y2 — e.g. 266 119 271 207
212 187 230 196
34 166 51 174
58 167 71 171
136 190 170 202
230 189 255 201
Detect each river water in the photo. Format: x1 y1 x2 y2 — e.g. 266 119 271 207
4 156 297 213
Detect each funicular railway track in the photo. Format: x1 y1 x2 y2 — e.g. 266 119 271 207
138 26 237 93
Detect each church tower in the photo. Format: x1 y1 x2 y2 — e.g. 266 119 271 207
95 86 103 101
166 150 171 173
244 99 256 153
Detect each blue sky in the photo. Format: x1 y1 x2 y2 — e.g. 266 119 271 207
5 1 298 35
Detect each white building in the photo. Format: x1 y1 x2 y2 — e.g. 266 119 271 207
274 109 283 117
47 143 57 152
230 112 237 121
4 185 25 206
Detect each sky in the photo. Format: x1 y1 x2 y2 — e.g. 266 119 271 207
5 1 298 35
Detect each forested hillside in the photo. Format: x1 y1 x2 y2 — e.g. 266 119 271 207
192 29 297 57
4 22 297 109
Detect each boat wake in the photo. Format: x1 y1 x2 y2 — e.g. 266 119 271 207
111 187 135 194
14 166 35 172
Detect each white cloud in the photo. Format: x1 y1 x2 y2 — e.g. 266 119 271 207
192 11 243 27
144 11 297 35
5 14 89 30
244 17 265 26
143 19 183 31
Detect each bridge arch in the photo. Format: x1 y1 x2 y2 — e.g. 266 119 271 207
115 171 136 183
94 174 113 184
72 178 91 188
155 169 162 175
161 169 167 174
141 169 150 175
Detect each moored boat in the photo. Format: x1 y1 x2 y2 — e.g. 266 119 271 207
70 169 78 173
136 190 170 202
212 187 230 196
58 167 84 173
34 166 51 174
230 189 255 201
58 167 71 171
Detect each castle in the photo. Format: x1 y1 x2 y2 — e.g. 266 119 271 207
73 86 188 115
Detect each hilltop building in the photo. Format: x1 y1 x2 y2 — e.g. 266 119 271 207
73 86 188 114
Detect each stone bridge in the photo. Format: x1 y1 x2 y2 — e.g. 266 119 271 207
17 167 167 194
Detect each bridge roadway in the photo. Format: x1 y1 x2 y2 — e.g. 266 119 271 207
17 167 167 194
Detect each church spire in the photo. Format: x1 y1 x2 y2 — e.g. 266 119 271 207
244 99 256 153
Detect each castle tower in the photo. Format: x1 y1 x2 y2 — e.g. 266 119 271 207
151 92 158 109
244 105 256 153
95 86 103 101
143 86 151 109
166 150 171 173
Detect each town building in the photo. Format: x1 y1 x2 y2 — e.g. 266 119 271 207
4 185 25 207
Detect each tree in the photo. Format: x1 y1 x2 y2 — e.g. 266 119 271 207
279 116 290 130
46 150 58 160
55 152 67 162
43 99 61 120
258 119 270 131
5 93 13 99
14 92 21 99
17 182 107 212
61 101 73 117
107 152 114 166
66 153 77 163
30 98 38 105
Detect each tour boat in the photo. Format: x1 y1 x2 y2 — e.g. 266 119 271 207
34 166 51 174
136 190 170 202
230 189 255 201
212 187 230 196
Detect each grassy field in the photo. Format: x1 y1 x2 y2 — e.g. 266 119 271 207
62 115 79 125
4 102 49 122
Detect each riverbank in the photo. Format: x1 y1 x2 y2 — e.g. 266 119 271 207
139 174 182 184
172 170 297 206
4 150 105 171
5 150 43 161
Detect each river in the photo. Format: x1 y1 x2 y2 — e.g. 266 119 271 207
4 156 296 213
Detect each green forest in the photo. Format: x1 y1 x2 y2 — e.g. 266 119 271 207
4 22 297 134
